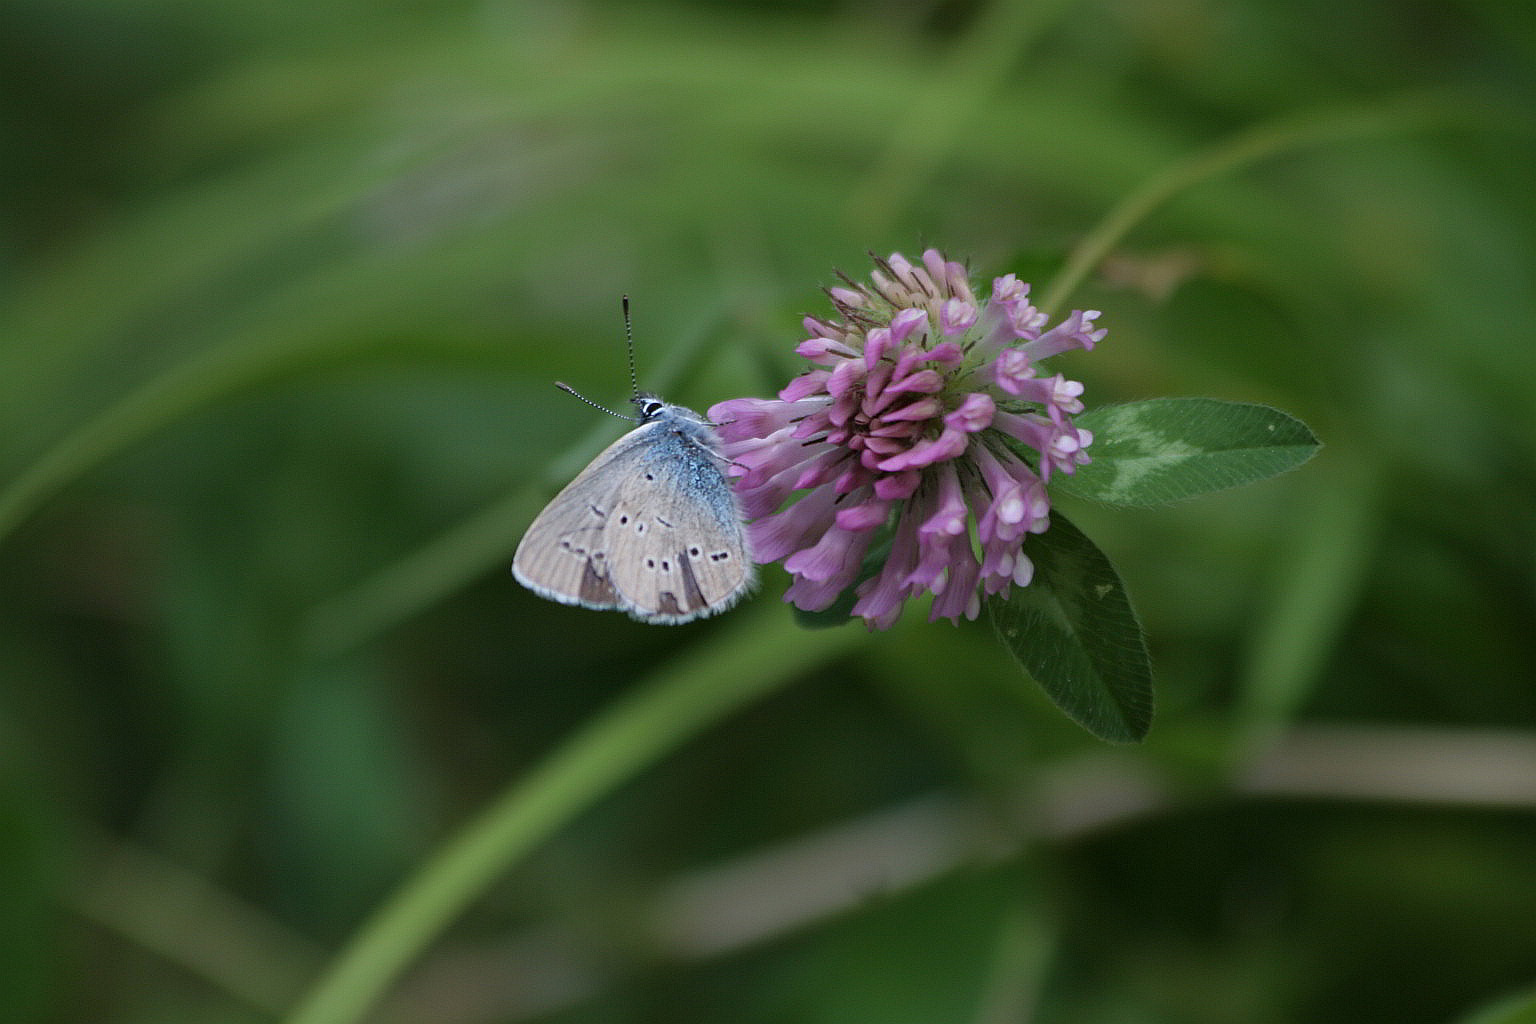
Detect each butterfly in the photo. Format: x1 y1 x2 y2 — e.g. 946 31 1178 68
512 301 754 623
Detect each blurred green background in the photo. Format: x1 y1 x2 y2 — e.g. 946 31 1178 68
3 0 1535 1021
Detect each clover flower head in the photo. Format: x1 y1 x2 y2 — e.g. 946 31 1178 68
710 249 1104 630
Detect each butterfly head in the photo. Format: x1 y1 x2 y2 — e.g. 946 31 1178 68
632 392 668 421
633 392 710 429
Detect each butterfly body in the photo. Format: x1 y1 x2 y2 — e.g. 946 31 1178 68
513 395 754 624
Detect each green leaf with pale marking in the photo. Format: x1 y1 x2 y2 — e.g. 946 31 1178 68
987 513 1153 743
1054 398 1320 508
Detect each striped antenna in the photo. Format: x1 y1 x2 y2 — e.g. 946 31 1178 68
553 382 638 421
622 294 640 402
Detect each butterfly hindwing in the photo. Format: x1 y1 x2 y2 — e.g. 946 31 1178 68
603 423 753 622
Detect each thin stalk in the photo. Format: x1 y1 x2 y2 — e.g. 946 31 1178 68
1042 93 1460 313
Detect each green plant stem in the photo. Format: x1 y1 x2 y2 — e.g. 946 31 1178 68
1041 92 1461 312
282 605 862 1024
1235 454 1379 751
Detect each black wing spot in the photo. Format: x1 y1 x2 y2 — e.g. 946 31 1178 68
645 557 656 569
660 559 671 572
618 514 629 525
689 546 701 557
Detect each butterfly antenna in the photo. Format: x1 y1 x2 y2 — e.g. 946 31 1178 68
554 382 638 421
622 294 641 403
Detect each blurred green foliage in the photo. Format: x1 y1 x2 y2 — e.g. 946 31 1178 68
1 0 1534 1021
